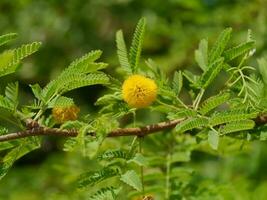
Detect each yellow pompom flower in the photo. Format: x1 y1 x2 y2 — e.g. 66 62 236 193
122 74 157 108
52 105 80 124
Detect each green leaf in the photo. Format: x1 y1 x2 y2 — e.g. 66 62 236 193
11 42 42 66
209 28 232 64
219 120 255 134
0 95 13 111
43 72 109 102
208 130 219 150
95 92 122 106
62 50 107 75
116 30 131 74
0 141 14 151
89 186 118 200
167 108 197 120
0 33 17 46
30 84 43 101
0 42 41 78
120 170 142 192
129 18 146 73
199 92 230 115
209 110 258 127
42 50 109 103
5 82 19 110
98 149 129 161
77 167 120 188
127 153 148 166
223 41 255 62
175 117 208 133
199 57 224 89
183 70 199 87
48 96 74 108
172 71 183 95
0 51 18 77
0 139 40 180
195 39 208 71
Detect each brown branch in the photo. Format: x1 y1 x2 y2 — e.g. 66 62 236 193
0 115 266 143
0 119 185 142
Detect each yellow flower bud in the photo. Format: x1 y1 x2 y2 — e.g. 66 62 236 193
122 74 157 108
52 105 80 124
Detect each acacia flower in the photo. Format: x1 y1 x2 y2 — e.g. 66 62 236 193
52 105 80 124
122 74 157 108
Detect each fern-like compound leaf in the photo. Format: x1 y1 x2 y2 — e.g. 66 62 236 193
116 30 131 74
167 108 197 120
11 42 42 66
0 139 40 180
0 33 17 46
208 28 232 64
48 96 74 108
0 95 13 111
199 92 230 115
172 71 183 95
62 72 109 93
199 57 224 89
89 186 117 200
63 50 106 75
129 18 146 73
0 42 41 78
223 41 255 62
78 167 120 188
43 72 109 102
209 110 258 127
5 82 19 110
98 149 129 160
220 120 255 134
175 117 208 133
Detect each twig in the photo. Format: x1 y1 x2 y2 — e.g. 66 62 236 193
0 119 184 142
0 115 267 142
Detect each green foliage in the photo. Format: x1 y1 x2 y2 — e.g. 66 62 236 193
88 186 118 200
0 139 40 180
129 18 146 73
199 92 230 115
209 109 258 127
120 170 142 192
175 117 209 133
78 167 120 188
208 130 219 150
219 119 255 134
116 30 131 74
195 39 208 71
98 149 129 161
198 57 224 89
41 50 109 103
0 36 41 78
223 41 255 62
0 33 17 46
1 17 267 199
208 27 232 64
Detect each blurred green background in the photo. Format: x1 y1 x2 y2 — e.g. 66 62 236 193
0 0 267 199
